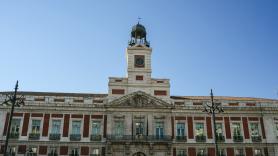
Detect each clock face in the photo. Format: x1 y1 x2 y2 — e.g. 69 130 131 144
134 55 145 67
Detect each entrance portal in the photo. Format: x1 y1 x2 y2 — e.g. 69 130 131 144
132 152 146 156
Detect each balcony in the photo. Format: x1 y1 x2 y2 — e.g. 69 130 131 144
29 133 40 140
233 135 243 142
106 135 172 142
197 154 207 156
195 135 206 142
176 136 187 142
216 135 225 142
70 134 81 141
9 133 19 139
90 135 102 141
49 133 61 140
251 136 262 142
48 153 58 156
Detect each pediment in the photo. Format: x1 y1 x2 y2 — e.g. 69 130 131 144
107 91 173 108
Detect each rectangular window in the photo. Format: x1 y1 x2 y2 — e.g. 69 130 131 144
155 122 164 138
51 120 61 134
195 123 204 136
232 123 241 136
216 123 223 136
70 148 79 156
250 123 260 136
11 119 21 135
135 122 144 135
92 121 101 135
72 121 81 134
176 123 185 136
92 149 100 156
114 121 124 136
254 149 263 156
235 148 244 155
31 120 41 134
48 147 58 156
177 149 186 156
197 148 206 156
275 122 278 136
26 147 37 156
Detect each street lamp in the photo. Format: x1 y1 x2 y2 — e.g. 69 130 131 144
203 89 224 156
1 81 25 156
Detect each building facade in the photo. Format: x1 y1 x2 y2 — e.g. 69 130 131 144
1 23 278 156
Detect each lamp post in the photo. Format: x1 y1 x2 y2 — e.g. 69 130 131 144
1 81 24 156
203 89 224 156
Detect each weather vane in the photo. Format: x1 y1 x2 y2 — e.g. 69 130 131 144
138 17 142 24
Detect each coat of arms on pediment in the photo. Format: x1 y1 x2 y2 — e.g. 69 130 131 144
107 91 173 108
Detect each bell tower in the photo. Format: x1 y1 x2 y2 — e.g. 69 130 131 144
108 23 170 102
126 23 152 91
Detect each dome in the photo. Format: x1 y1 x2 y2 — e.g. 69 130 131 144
131 23 146 39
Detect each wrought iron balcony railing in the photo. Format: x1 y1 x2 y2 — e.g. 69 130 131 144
70 134 81 141
195 135 206 142
9 132 19 139
175 136 187 142
251 136 262 142
106 135 172 142
90 135 102 141
29 133 40 140
233 135 243 142
216 135 225 142
48 153 58 156
49 133 61 140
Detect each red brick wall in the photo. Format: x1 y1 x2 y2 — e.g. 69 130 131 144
63 114 70 137
136 75 144 80
226 148 234 156
188 147 196 156
42 114 50 137
83 115 90 137
103 115 107 138
81 146 89 155
71 114 83 118
60 146 68 155
112 89 125 94
206 117 213 139
21 113 30 136
245 147 253 156
91 115 103 119
171 117 174 139
39 146 47 155
18 145 26 154
173 147 176 156
51 114 63 118
260 117 266 139
31 113 43 117
242 117 250 139
154 90 167 96
208 148 215 156
224 117 231 139
187 117 194 139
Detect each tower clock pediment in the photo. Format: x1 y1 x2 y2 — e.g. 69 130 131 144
107 91 173 108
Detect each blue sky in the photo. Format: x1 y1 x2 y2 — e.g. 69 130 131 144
0 0 277 99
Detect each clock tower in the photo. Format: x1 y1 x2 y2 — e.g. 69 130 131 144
108 23 170 102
